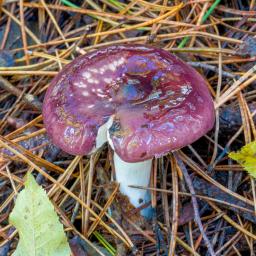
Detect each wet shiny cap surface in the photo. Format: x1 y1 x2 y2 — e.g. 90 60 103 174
43 44 215 162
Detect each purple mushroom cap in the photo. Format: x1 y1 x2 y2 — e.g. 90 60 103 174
43 45 215 162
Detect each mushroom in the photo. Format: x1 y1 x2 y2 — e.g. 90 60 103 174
42 45 215 218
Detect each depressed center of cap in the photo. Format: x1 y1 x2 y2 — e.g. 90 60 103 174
42 44 215 162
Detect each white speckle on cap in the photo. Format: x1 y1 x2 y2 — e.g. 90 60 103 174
108 63 116 72
104 78 113 83
89 68 98 73
88 78 99 84
180 83 192 95
99 67 106 74
74 81 87 88
82 72 91 79
97 94 107 98
176 97 185 102
169 100 178 105
150 105 159 111
97 88 104 93
82 91 89 96
166 90 174 96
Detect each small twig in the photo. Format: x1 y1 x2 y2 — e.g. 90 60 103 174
84 154 95 236
152 208 168 256
173 152 216 256
6 165 18 195
0 76 42 110
187 62 238 79
168 156 179 256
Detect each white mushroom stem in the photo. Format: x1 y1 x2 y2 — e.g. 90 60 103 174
113 152 152 217
93 116 153 218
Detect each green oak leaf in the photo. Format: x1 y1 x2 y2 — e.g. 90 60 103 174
9 173 71 256
229 140 256 178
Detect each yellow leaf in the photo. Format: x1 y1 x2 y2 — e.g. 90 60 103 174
229 141 256 178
